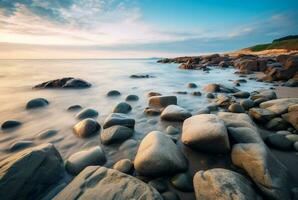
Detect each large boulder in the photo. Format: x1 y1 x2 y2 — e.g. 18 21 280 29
235 59 259 73
134 131 188 177
181 114 230 153
193 168 258 200
100 125 133 145
73 118 101 138
259 98 298 115
53 166 162 200
231 143 291 200
149 96 177 107
160 105 191 121
103 113 135 129
34 77 91 89
0 143 64 200
65 146 106 175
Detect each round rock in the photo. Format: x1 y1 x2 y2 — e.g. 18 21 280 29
73 118 101 138
112 102 132 114
228 103 245 113
75 108 98 119
161 105 191 121
1 120 22 130
187 83 197 88
26 98 49 109
240 99 254 110
125 94 139 101
171 172 194 192
100 125 133 145
103 113 135 129
265 134 293 151
106 90 121 97
113 159 133 174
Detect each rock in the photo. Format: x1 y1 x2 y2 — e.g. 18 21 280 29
235 59 259 73
251 90 277 101
1 120 21 129
144 107 161 116
181 114 230 153
134 131 188 177
65 146 106 175
130 74 154 78
193 168 258 200
286 134 298 142
119 139 139 160
228 127 262 144
228 103 245 113
249 108 276 123
216 94 234 107
276 130 291 136
149 95 177 107
9 140 34 151
197 107 210 114
265 134 293 150
206 93 215 99
289 104 298 112
34 77 91 89
266 117 289 131
148 178 168 192
53 166 162 200
175 91 187 95
240 99 254 110
170 172 193 192
112 102 132 114
259 98 298 115
0 143 64 200
187 83 197 88
232 91 250 98
75 108 98 119
191 91 202 96
26 98 49 109
103 113 135 129
282 110 298 130
254 97 269 106
37 129 58 139
232 143 291 199
101 125 133 145
206 103 218 111
160 105 191 121
113 159 133 174
106 90 121 97
125 94 139 101
294 142 298 151
147 92 162 97
218 112 258 131
161 191 180 200
73 118 101 138
166 125 180 135
67 105 82 111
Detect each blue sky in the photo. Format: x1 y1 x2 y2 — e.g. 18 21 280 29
0 0 297 58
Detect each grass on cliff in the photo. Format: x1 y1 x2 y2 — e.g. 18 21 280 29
248 38 298 52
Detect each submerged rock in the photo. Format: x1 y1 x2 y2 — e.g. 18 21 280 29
73 118 101 138
130 74 154 78
0 143 64 200
106 90 121 97
100 125 133 145
26 98 49 109
187 83 197 88
134 131 188 177
9 140 34 151
160 105 191 121
112 102 132 114
75 108 98 119
1 120 22 130
53 166 162 200
194 168 258 200
34 77 91 89
37 129 58 139
67 105 82 111
125 94 139 101
149 95 177 107
103 113 135 129
65 146 106 175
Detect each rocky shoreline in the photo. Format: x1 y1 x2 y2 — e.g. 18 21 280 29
0 55 298 200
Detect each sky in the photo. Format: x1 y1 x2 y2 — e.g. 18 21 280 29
0 0 297 59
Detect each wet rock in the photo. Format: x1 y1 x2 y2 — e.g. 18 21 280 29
103 113 135 129
149 95 177 107
37 129 58 139
53 166 162 200
240 99 254 110
67 105 82 111
251 90 277 101
276 130 291 136
265 134 293 150
175 91 187 95
215 94 233 107
249 108 276 123
191 91 202 96
26 98 49 109
134 131 188 177
34 77 91 89
125 94 139 101
228 103 245 113
1 120 21 129
147 92 162 97
144 107 161 116
181 114 230 153
205 83 240 93
266 117 289 131
232 91 250 98
206 93 215 99
66 146 106 175
232 143 291 199
112 102 132 114
187 83 197 88
294 142 298 151
235 59 259 73
100 125 133 145
0 143 64 200
282 110 298 130
161 191 180 200
148 178 168 192
170 172 193 192
166 125 180 135
75 108 98 119
10 140 34 151
106 90 121 97
130 74 154 78
206 103 218 111
228 127 262 144
161 105 191 121
113 159 133 174
194 168 258 200
286 134 298 143
197 107 210 114
73 118 101 138
254 97 269 106
259 98 298 115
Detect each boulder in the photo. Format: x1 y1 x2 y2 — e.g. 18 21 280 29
53 166 162 200
218 112 258 131
266 117 289 131
235 59 259 73
106 90 121 97
26 98 49 109
100 125 133 145
228 103 245 113
112 102 132 114
75 108 98 119
227 127 262 144
34 77 91 89
170 172 194 192
181 114 230 153
231 143 291 199
206 93 215 99
265 134 293 151
160 105 191 121
249 108 276 123
259 98 298 115
103 113 135 129
282 110 298 130
1 120 21 129
125 94 139 101
65 146 106 175
113 159 133 174
193 168 258 200
240 99 255 110
149 96 177 107
73 118 101 138
134 131 188 177
0 143 64 200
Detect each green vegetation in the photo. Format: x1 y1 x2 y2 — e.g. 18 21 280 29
248 38 298 52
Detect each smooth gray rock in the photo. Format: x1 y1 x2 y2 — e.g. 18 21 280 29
187 83 197 88
65 146 106 175
285 134 298 142
228 103 245 113
73 118 101 138
148 178 168 193
75 108 98 119
106 90 121 96
193 168 258 200
9 140 34 151
232 91 250 98
218 112 258 131
26 98 49 109
160 105 191 121
112 102 132 114
113 159 133 174
149 95 177 107
37 129 58 139
53 166 162 200
228 127 263 144
294 142 298 151
265 134 293 151
125 94 139 101
266 117 289 131
1 120 21 129
0 143 64 200
134 131 188 177
197 107 210 114
100 125 133 145
260 98 298 115
34 77 91 89
240 99 254 110
67 105 82 111
171 172 194 192
166 125 180 135
181 114 230 153
103 113 135 129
